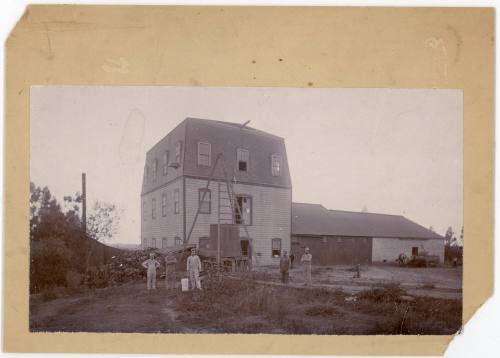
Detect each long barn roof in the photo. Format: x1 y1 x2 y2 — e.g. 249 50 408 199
292 202 443 239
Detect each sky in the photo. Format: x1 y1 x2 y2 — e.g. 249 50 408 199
30 86 463 244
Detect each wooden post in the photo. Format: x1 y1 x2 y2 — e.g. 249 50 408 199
82 173 87 234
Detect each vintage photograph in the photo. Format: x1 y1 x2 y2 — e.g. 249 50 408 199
29 86 463 334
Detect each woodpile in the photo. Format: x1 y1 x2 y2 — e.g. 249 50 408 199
85 246 196 288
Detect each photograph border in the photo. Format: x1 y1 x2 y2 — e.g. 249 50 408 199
4 5 493 355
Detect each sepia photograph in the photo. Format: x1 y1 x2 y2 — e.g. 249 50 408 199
29 86 463 335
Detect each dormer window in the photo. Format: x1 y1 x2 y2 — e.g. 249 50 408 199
152 159 158 182
197 142 211 166
175 141 183 165
237 148 249 172
163 150 169 175
271 154 282 176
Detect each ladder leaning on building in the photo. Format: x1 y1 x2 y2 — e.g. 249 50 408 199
185 152 252 271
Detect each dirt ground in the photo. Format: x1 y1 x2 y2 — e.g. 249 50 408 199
254 264 462 299
30 265 462 334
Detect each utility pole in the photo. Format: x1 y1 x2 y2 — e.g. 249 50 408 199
82 173 87 234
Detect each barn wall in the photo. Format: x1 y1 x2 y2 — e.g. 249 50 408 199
291 235 372 265
372 237 445 263
185 178 291 266
141 177 184 249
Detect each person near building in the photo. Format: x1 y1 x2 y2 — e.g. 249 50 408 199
301 247 313 286
164 252 177 289
142 253 161 290
279 250 291 284
186 248 202 290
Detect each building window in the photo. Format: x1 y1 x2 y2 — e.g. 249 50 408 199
237 148 249 172
412 247 419 256
198 142 211 166
271 154 282 176
174 189 180 214
145 165 149 182
151 198 156 219
174 236 181 246
235 195 252 225
272 238 282 258
152 159 158 182
152 238 157 248
199 237 210 249
198 188 211 214
175 141 182 165
162 193 167 217
162 237 167 249
143 201 147 221
163 150 169 175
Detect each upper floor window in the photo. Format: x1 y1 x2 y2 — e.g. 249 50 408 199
198 142 211 166
235 195 252 225
152 159 158 182
174 189 180 214
143 201 147 221
272 238 282 258
144 165 150 182
162 237 167 249
163 150 169 175
271 154 282 176
162 193 167 217
198 188 211 214
174 236 182 246
175 141 183 165
152 238 157 248
151 198 156 219
237 148 249 172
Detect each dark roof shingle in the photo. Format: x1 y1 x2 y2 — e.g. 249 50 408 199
292 202 443 239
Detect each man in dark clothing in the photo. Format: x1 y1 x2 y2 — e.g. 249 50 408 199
280 250 291 284
289 252 295 269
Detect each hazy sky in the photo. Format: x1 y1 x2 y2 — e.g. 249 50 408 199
30 86 463 244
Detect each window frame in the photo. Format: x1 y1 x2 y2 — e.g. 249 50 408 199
174 189 180 214
237 148 250 172
151 197 156 219
234 194 253 225
271 238 282 258
271 154 283 176
198 188 212 214
199 236 210 249
162 237 167 249
162 193 167 217
175 141 183 165
163 150 169 176
174 236 181 246
197 141 212 167
152 237 157 248
143 201 147 221
152 158 158 182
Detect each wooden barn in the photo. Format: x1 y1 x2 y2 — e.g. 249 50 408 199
291 203 444 266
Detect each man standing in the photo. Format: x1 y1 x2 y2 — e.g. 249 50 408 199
142 253 160 290
164 252 177 289
301 247 313 286
280 250 291 284
186 248 202 290
289 252 295 269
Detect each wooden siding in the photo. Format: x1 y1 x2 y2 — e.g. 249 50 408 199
291 235 373 266
372 237 445 263
185 178 291 266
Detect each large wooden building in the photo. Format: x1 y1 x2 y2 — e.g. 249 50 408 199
141 118 292 266
291 203 445 265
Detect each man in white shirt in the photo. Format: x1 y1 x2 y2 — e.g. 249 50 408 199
142 253 160 290
301 247 313 286
186 248 202 290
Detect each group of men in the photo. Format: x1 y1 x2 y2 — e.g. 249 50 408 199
141 248 201 291
142 246 313 290
279 247 313 285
